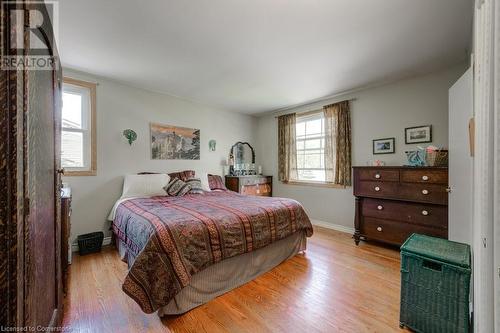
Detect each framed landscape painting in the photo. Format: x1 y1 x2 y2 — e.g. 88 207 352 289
405 125 432 144
373 137 395 154
151 123 200 160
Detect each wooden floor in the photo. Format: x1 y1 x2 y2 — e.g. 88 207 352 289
62 227 405 333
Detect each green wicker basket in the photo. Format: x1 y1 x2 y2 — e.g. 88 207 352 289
400 234 471 333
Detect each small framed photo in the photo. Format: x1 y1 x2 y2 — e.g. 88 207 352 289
405 125 432 144
373 138 395 154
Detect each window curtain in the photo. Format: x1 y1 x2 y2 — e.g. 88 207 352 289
324 100 352 186
278 113 298 182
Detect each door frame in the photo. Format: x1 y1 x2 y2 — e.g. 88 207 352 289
0 0 27 326
493 0 500 330
473 0 497 331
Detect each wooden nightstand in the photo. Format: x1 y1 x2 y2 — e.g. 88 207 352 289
225 175 273 197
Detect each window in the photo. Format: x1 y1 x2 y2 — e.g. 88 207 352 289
295 112 327 182
61 78 96 176
278 101 351 187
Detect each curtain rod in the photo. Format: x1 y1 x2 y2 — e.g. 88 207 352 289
274 98 357 119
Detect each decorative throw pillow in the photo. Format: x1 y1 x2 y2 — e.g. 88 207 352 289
163 178 192 196
207 174 228 191
185 178 204 194
168 170 195 181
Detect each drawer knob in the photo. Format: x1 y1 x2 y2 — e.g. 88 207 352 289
376 226 383 232
377 205 383 210
374 186 381 192
374 174 381 179
422 210 429 216
422 189 429 195
422 175 429 181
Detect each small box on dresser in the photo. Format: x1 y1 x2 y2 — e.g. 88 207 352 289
353 166 449 246
225 175 273 196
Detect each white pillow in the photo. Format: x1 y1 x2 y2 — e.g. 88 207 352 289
121 174 170 198
199 172 211 192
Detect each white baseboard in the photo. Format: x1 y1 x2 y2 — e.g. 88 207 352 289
71 236 112 253
310 219 354 234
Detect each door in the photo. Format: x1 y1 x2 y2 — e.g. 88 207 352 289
448 67 473 245
23 2 62 327
0 0 62 328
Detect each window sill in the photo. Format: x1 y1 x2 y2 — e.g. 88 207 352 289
282 180 348 189
63 170 97 177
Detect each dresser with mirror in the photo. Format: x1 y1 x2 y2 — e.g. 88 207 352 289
225 142 273 196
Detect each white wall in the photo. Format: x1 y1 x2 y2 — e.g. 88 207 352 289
63 69 258 243
256 63 467 229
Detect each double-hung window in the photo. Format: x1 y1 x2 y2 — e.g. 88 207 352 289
61 78 96 176
295 112 327 182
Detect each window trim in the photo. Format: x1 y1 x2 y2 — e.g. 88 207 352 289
62 77 97 176
282 180 346 189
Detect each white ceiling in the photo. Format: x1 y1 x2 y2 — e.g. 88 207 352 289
59 0 473 114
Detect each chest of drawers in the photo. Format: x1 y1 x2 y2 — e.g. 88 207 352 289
353 166 448 246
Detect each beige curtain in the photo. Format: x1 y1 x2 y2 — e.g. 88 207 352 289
324 101 352 186
278 113 298 182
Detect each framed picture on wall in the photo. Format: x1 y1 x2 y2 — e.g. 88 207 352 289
405 125 432 144
373 138 395 154
150 123 200 160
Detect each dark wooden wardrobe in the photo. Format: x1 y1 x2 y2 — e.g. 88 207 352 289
0 0 63 329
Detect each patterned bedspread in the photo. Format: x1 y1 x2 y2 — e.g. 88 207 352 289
112 191 313 313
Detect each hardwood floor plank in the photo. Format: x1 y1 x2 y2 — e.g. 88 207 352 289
62 227 405 332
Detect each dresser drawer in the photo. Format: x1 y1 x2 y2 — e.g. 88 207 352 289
361 198 447 228
357 169 399 182
354 181 399 198
400 169 448 184
241 183 271 196
240 177 271 186
226 176 273 197
399 183 448 205
361 217 448 245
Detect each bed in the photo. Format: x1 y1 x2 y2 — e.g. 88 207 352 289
110 190 313 315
